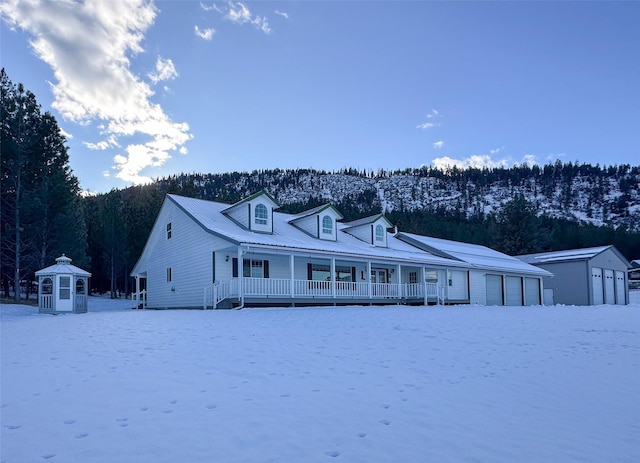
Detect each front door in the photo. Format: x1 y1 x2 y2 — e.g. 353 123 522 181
57 275 73 311
371 268 388 296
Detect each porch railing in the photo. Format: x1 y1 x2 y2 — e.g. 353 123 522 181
131 290 147 309
204 278 445 308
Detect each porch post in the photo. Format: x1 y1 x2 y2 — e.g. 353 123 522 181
396 264 402 299
422 267 427 306
367 261 372 300
238 247 244 306
135 276 140 308
290 254 295 299
331 257 336 299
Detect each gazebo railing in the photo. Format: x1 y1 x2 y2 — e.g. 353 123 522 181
40 294 53 310
75 294 87 310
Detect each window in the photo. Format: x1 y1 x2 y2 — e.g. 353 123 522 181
166 222 172 239
59 276 71 300
375 224 384 242
235 259 269 278
322 215 333 235
308 264 352 281
41 277 53 295
166 268 172 282
76 279 85 295
255 204 268 225
425 270 438 284
409 271 418 284
244 259 263 278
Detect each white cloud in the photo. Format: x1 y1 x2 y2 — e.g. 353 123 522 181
432 153 541 171
214 1 271 34
433 141 444 149
0 0 192 185
417 122 436 130
149 57 178 84
194 25 215 40
417 109 440 130
521 154 538 167
275 10 289 19
432 155 510 170
200 2 221 13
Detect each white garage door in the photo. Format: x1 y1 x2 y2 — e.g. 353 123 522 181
524 278 541 305
486 275 503 306
505 276 523 306
615 271 626 305
604 269 615 304
591 267 603 305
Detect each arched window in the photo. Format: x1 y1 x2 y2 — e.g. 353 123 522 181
42 277 53 295
375 224 384 242
76 279 85 295
255 204 268 225
322 215 333 235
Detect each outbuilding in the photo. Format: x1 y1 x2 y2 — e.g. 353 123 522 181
35 255 91 314
517 246 630 306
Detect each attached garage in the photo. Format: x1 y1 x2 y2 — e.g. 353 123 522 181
505 276 523 306
591 267 604 305
517 246 631 306
486 275 504 306
524 278 541 305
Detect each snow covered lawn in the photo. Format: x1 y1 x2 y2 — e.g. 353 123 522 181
2 296 639 462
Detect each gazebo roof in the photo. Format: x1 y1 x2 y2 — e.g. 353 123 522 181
35 255 91 277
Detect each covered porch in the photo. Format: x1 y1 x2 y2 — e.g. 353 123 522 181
204 248 446 308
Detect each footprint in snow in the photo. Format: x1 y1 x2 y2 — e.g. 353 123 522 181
139 407 148 412
41 454 56 460
325 451 340 458
75 433 89 439
356 432 367 438
379 419 390 426
206 404 217 410
4 424 21 430
63 420 76 425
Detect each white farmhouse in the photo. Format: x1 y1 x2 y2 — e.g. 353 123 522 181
131 192 551 309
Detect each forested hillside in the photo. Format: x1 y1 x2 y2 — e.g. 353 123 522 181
2 70 639 298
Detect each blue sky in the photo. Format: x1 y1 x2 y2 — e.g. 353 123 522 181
2 1 639 193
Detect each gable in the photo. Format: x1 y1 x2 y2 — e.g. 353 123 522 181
342 214 393 246
289 204 343 241
221 190 280 233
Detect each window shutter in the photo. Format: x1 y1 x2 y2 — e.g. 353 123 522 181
307 263 312 280
212 252 216 283
232 258 238 278
351 267 356 282
264 260 270 278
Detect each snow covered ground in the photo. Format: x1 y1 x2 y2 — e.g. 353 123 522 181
2 295 639 463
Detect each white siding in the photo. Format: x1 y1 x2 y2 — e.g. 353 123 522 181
615 271 626 305
524 278 541 305
604 269 615 304
591 267 604 305
469 270 486 305
294 215 319 238
226 203 249 229
447 270 468 300
505 276 523 306
347 225 373 245
146 201 230 308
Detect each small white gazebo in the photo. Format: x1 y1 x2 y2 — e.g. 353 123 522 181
35 255 91 314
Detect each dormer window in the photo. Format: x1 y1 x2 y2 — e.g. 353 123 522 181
255 204 268 225
375 224 384 242
322 215 333 235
